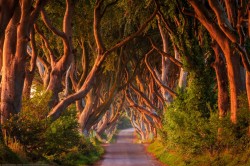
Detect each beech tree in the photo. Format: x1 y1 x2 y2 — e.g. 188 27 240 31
1 0 46 124
187 0 249 123
38 0 75 107
48 0 158 121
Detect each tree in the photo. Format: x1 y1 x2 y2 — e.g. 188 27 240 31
187 0 249 123
48 0 158 121
1 0 46 124
40 0 75 107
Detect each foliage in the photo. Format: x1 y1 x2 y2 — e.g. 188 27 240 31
0 142 22 164
4 91 51 157
60 137 104 166
148 43 250 165
3 90 103 165
147 139 185 166
162 90 217 155
156 76 250 165
43 109 81 161
3 135 26 162
117 115 132 130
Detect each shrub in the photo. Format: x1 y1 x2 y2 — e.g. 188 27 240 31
61 137 104 165
156 55 250 165
160 88 250 165
3 90 104 165
3 91 51 159
43 108 81 161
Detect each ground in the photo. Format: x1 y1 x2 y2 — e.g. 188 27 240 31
93 128 164 166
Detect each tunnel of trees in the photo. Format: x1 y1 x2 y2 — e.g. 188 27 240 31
0 0 250 165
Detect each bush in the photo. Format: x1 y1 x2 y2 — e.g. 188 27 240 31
217 93 250 154
162 90 218 156
155 56 250 165
61 137 104 165
159 87 250 165
3 90 104 165
3 91 51 159
43 108 81 162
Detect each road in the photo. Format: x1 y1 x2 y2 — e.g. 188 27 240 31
93 128 163 166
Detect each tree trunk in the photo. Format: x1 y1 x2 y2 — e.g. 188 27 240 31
246 71 250 136
35 58 50 89
248 4 250 134
96 111 109 134
0 36 4 73
41 0 74 107
158 20 172 102
23 28 37 99
78 89 96 134
174 47 187 88
211 42 229 118
1 0 46 124
224 47 243 123
188 0 244 124
23 71 34 99
1 7 22 123
48 4 157 121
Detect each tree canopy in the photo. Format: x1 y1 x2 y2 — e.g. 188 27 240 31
0 0 250 165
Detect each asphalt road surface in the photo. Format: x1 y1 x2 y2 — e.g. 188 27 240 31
93 128 163 166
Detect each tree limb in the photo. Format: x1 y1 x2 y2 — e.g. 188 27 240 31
149 38 183 67
144 49 177 97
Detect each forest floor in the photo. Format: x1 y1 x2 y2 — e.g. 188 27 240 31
93 128 164 166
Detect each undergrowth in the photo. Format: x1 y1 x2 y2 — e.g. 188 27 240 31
1 90 104 165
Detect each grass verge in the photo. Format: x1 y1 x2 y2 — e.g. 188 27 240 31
147 139 250 166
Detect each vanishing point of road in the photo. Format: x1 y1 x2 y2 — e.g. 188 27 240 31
93 128 163 166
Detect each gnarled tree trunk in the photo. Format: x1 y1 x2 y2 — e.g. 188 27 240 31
188 0 244 124
158 20 172 102
1 0 46 124
211 42 229 118
40 0 75 107
48 1 158 121
78 88 97 134
23 28 38 99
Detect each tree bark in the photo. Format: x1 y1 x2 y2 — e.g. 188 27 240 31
48 4 158 121
40 0 74 107
246 71 250 136
0 0 18 76
174 46 187 88
23 27 38 99
158 20 172 102
1 0 46 124
211 42 229 118
145 49 177 97
96 111 109 134
248 2 250 127
78 89 97 134
1 6 20 124
188 0 244 124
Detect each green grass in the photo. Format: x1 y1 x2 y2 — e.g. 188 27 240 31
62 148 104 166
0 142 22 164
147 139 250 166
147 139 185 166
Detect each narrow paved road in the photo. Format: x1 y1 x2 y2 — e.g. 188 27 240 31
93 128 163 166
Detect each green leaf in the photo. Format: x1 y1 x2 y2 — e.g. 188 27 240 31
51 127 57 134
